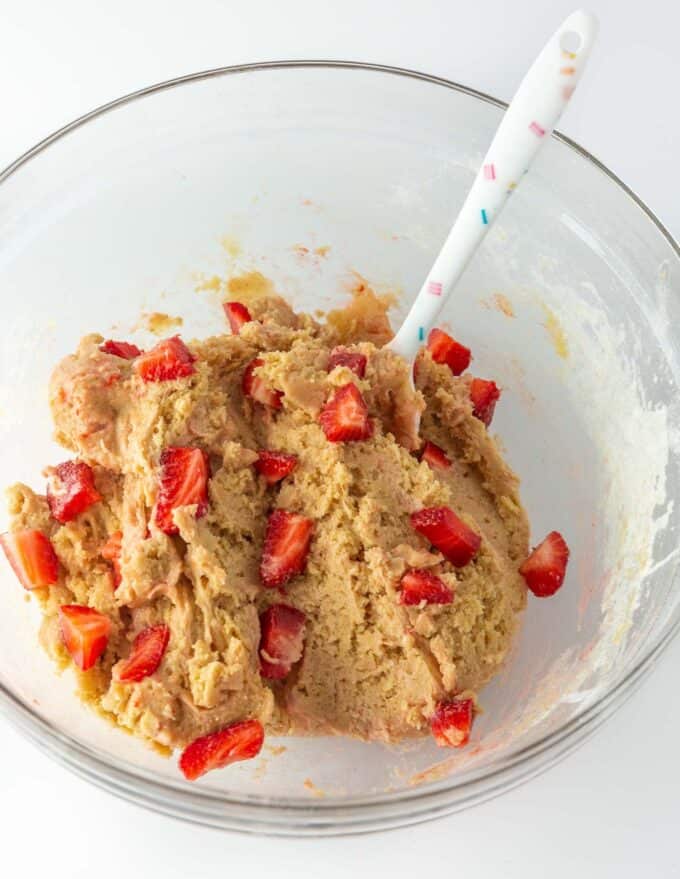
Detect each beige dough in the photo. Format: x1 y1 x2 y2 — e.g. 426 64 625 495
6 284 528 750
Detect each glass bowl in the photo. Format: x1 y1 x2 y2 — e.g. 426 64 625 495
0 62 678 836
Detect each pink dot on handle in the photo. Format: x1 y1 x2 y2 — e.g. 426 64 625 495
483 163 496 181
427 281 443 297
562 85 575 101
529 121 545 137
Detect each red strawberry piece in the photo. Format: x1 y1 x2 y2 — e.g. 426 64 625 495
319 382 373 443
410 506 481 567
58 604 111 671
46 460 102 523
134 336 196 382
469 377 501 427
519 531 570 598
99 339 143 359
113 623 170 683
242 358 283 409
327 346 367 379
255 450 298 485
421 441 452 471
427 328 472 376
224 301 253 335
153 446 210 535
101 530 123 588
0 529 59 590
260 509 314 589
179 719 264 781
399 568 454 606
259 603 307 679
431 697 474 748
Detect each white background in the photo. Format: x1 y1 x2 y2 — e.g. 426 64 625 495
1 0 678 876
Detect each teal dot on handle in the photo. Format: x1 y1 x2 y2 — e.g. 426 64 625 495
418 326 425 341
481 208 488 225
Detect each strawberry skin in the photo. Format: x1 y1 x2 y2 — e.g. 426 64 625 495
224 301 253 334
153 446 210 535
0 529 59 590
113 623 170 683
259 603 307 679
58 604 111 671
319 382 373 443
519 531 570 597
421 441 452 471
470 378 501 427
101 531 123 588
134 336 196 382
260 509 314 589
410 506 481 567
179 719 264 781
99 339 143 359
327 346 367 379
255 450 298 485
431 697 474 748
399 568 453 605
427 328 471 376
242 358 283 409
47 460 102 523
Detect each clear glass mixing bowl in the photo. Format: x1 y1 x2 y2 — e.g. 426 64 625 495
0 62 679 836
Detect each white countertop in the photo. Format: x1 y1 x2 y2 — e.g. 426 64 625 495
1 0 678 875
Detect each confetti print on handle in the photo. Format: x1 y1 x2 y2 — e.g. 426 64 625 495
529 121 545 137
483 163 496 181
427 281 443 297
563 85 575 101
418 326 425 342
480 209 489 225
560 66 576 75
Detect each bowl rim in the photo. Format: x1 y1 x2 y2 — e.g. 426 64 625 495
1 59 679 833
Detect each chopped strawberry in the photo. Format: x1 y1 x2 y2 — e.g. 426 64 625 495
153 446 210 535
259 604 307 679
46 460 102 523
113 623 170 683
260 509 314 589
431 697 474 748
224 301 253 335
58 604 111 671
134 336 196 382
255 450 298 485
99 339 143 359
242 358 283 409
410 506 481 567
399 568 453 605
470 378 501 427
421 441 452 471
101 531 123 588
0 529 59 590
179 719 264 781
327 346 367 379
519 531 570 598
319 382 373 443
427 328 472 376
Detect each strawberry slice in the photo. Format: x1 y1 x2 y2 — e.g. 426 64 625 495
260 509 314 589
410 506 481 567
399 568 453 605
46 460 102 523
134 336 196 382
255 450 298 485
469 378 501 427
421 441 452 471
319 382 373 443
179 719 265 781
427 328 471 375
99 339 143 359
327 346 367 379
431 697 474 748
58 604 111 671
242 358 283 409
101 530 123 588
153 446 210 535
113 623 170 683
259 603 307 679
224 301 253 335
519 531 570 598
0 529 59 590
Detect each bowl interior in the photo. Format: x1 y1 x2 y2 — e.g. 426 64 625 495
0 65 679 812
